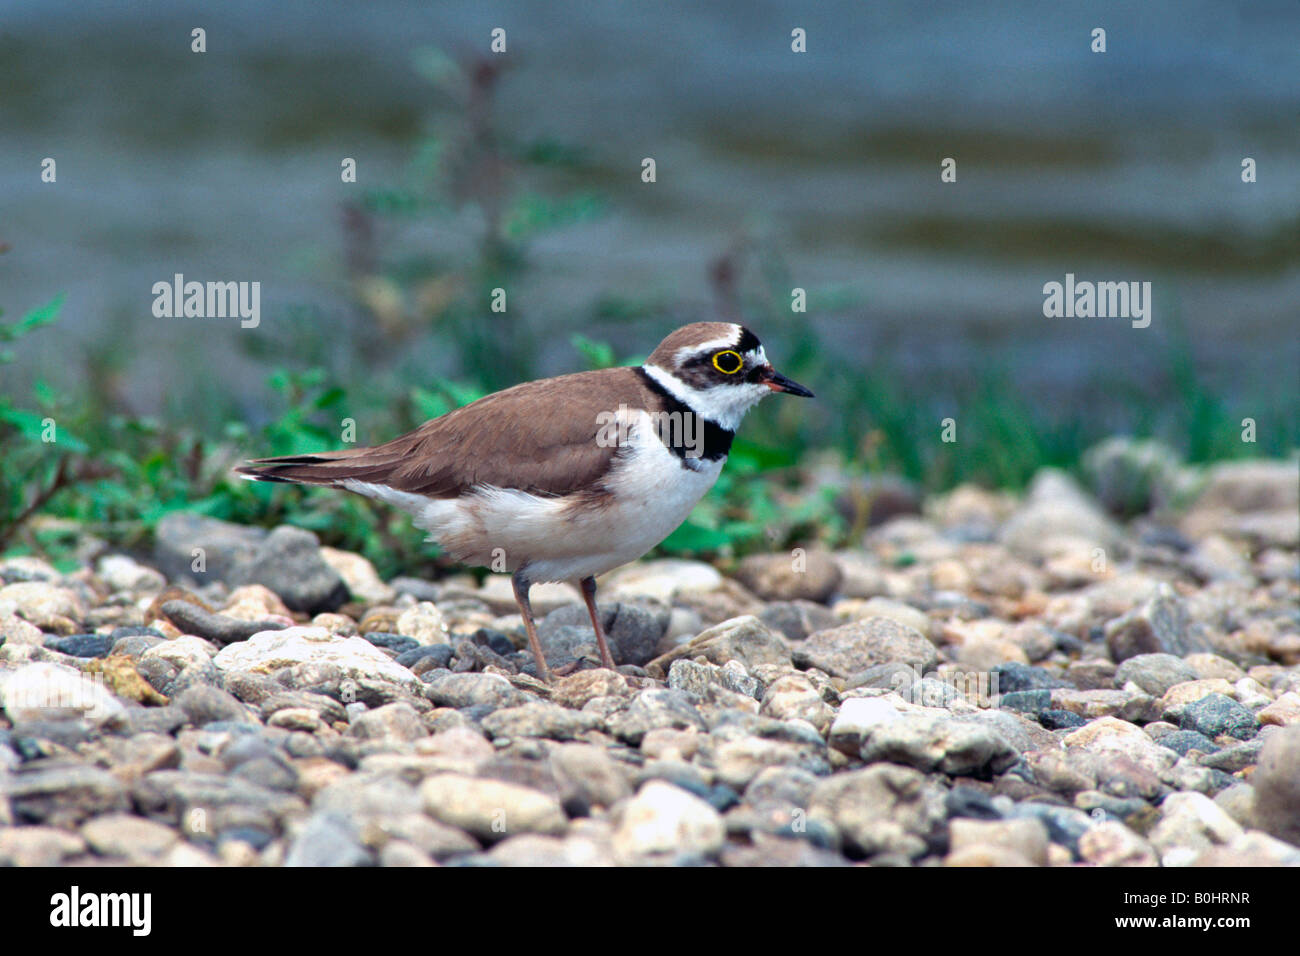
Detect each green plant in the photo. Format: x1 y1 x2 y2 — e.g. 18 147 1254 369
0 295 104 553
341 49 606 393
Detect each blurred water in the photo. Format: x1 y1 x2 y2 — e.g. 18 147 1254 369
1 0 1297 429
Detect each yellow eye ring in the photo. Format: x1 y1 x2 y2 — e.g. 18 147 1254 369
712 350 744 374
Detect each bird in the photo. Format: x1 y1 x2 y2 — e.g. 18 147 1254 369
236 322 813 681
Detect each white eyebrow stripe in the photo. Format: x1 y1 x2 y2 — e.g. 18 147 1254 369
676 341 767 368
674 335 739 363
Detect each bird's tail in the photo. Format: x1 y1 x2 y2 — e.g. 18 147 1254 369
235 447 407 487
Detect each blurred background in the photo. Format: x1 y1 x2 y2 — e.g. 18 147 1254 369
2 0 1297 572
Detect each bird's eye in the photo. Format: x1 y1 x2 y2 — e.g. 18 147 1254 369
712 350 744 374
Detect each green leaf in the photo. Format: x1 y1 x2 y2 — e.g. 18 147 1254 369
659 520 734 554
313 386 346 410
0 407 50 442
361 188 428 217
570 334 617 370
411 386 451 421
441 381 486 409
9 294 64 339
504 192 604 240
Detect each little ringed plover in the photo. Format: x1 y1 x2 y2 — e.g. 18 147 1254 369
237 322 813 680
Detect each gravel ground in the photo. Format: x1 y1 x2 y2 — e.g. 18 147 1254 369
0 458 1296 866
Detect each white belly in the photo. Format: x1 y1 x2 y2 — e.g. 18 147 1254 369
342 409 724 583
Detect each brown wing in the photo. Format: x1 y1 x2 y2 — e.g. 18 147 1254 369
236 367 656 498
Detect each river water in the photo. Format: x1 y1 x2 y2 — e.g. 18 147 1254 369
2 0 1296 438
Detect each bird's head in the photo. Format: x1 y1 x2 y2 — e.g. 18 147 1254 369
642 322 812 430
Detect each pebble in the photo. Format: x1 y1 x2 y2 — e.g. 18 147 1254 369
1179 693 1257 740
227 526 349 614
396 602 451 646
481 702 600 741
998 690 1050 716
1114 653 1199 697
485 818 614 865
319 547 396 605
602 559 724 602
348 702 428 743
1192 830 1300 866
795 616 938 678
758 600 838 641
1159 730 1220 757
612 780 725 860
990 662 1071 693
1147 792 1244 866
760 673 836 732
857 711 1019 777
1039 710 1088 730
412 654 461 682
212 626 423 692
606 688 707 745
174 685 257 726
809 764 946 860
420 773 567 842
1256 691 1300 728
0 582 84 634
551 669 630 710
0 614 45 647
842 598 935 634
0 556 61 584
829 697 902 753
0 825 88 866
424 671 530 709
551 743 632 814
648 615 790 677
711 734 828 790
141 635 219 671
0 461 1293 868
1184 653 1248 682
1251 724 1300 846
284 811 372 866
539 601 668 667
1 661 126 725
947 817 1049 866
1049 688 1147 721
378 840 436 867
153 513 266 584
97 554 167 592
1158 678 1236 721
363 631 420 654
732 551 842 603
44 633 114 658
220 584 293 621
1198 736 1267 774
1082 437 1185 515
161 600 286 646
998 470 1122 559
667 658 763 700
1077 820 1159 866
1 764 131 827
81 813 179 861
1104 584 1210 662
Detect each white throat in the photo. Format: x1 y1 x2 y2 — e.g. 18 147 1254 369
642 363 769 433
